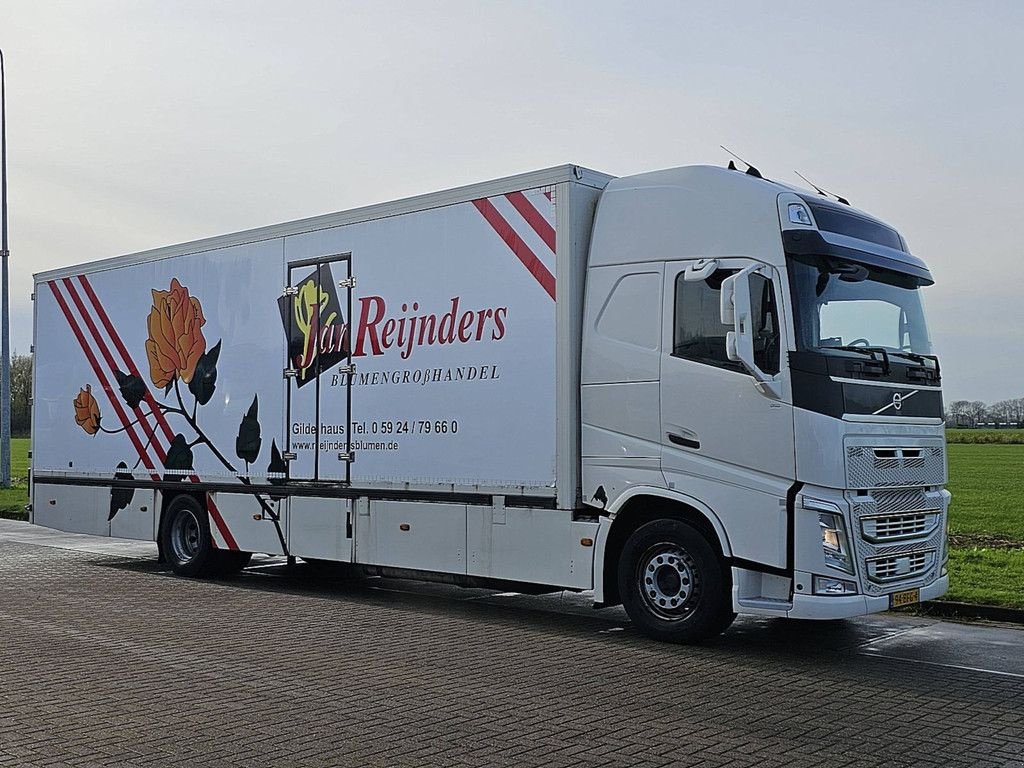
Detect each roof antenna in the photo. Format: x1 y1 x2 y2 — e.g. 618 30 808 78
720 145 762 179
794 170 850 206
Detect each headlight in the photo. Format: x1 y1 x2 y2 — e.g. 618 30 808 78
818 511 854 574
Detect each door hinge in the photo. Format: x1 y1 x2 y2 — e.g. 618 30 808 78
337 363 356 374
283 368 298 379
338 451 355 463
338 276 356 289
282 286 298 296
282 451 297 462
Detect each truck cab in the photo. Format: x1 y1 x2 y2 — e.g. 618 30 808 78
582 165 948 641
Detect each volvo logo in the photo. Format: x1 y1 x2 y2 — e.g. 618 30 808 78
872 389 920 416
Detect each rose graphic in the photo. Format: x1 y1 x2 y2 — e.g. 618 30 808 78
73 385 101 435
145 278 207 388
71 277 285 551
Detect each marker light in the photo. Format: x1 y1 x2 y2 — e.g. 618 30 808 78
788 203 813 226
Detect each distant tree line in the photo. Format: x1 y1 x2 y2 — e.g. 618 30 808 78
945 398 1024 428
6 354 32 437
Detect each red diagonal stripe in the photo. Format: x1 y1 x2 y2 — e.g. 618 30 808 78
505 191 556 253
63 278 166 463
473 198 556 301
48 281 160 480
77 275 239 551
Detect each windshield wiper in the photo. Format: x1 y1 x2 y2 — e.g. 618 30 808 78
887 350 942 381
821 345 891 374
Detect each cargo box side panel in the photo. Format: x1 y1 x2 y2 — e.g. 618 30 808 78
281 187 558 491
33 239 285 490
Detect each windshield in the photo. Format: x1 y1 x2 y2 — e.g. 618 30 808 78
787 254 933 355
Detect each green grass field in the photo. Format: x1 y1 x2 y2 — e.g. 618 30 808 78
2 436 1021 607
0 438 29 517
943 442 1023 608
946 444 1024 541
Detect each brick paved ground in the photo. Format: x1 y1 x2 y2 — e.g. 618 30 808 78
0 538 1022 767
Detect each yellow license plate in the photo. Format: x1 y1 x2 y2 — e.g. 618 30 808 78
890 588 920 608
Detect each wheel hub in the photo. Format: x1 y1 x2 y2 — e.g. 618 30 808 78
638 545 698 619
169 510 201 564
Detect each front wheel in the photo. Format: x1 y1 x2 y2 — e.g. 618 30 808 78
618 519 735 643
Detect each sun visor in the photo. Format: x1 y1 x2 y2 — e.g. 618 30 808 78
782 229 934 286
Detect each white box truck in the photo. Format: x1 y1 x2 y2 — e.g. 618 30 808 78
30 163 949 641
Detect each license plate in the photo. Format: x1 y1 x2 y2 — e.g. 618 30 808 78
890 588 920 608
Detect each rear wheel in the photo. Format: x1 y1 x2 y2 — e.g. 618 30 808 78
618 518 735 643
161 495 248 577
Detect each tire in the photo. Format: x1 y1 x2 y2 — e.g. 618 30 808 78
160 494 223 578
618 519 735 643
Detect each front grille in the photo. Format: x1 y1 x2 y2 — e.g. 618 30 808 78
872 488 930 515
849 487 947 595
866 549 935 583
861 510 940 543
846 442 945 489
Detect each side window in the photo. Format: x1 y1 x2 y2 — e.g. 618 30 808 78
596 272 661 350
672 268 781 376
672 269 742 372
750 273 781 375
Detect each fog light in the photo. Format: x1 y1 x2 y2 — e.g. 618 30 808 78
813 575 858 596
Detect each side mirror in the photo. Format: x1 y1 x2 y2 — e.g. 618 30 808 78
722 264 783 400
720 273 736 325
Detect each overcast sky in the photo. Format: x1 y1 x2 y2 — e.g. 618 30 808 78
2 1 1022 403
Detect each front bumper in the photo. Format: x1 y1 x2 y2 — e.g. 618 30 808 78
787 573 949 620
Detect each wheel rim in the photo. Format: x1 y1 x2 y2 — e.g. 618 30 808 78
636 543 700 621
169 509 202 564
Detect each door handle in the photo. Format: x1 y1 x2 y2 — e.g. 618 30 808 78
667 432 700 450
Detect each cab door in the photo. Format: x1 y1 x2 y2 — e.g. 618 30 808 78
282 254 355 482
659 259 795 570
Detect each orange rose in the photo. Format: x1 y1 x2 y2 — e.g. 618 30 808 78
73 385 101 435
144 278 207 388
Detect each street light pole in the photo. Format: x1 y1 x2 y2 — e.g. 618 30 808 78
0 47 10 488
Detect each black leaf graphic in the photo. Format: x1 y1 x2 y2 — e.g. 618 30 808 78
114 370 147 409
108 461 135 521
163 433 194 482
267 439 287 486
188 340 221 406
235 394 262 465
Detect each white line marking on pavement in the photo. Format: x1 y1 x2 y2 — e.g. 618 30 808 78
861 651 1024 680
854 625 931 649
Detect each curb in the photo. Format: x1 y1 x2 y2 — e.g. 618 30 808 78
906 600 1024 625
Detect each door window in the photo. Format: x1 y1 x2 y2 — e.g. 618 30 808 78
749 272 781 375
672 268 780 376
